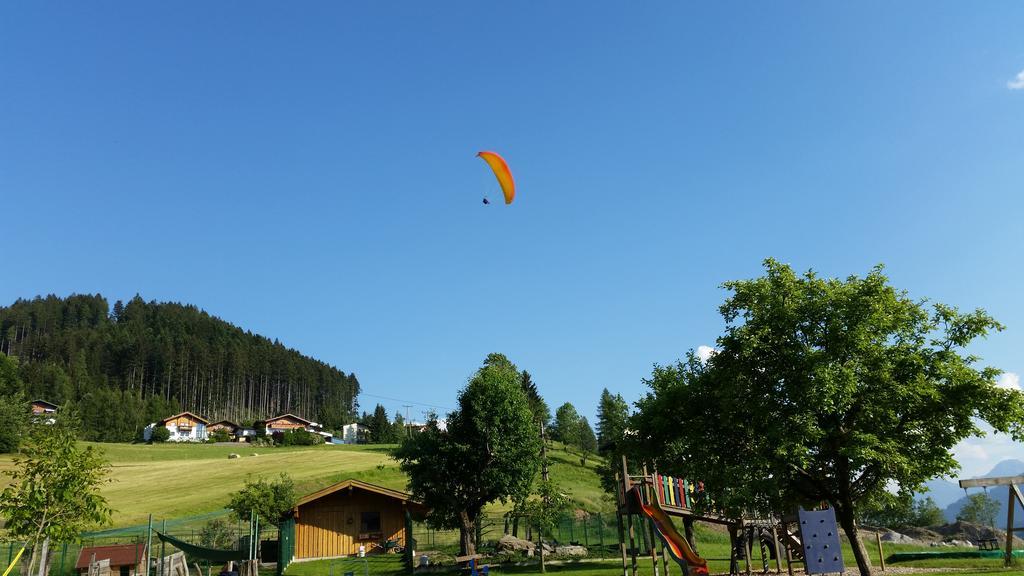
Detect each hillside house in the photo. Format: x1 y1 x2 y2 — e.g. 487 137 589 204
208 420 239 440
76 543 147 576
263 414 318 435
340 423 369 444
144 412 210 442
31 400 58 416
288 479 428 560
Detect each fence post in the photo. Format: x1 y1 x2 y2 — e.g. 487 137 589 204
60 543 67 576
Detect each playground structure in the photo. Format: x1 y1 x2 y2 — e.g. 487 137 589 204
958 473 1024 567
615 457 844 576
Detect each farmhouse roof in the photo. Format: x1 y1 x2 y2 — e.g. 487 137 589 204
158 412 211 425
75 543 147 570
266 413 313 425
31 400 59 409
294 479 429 517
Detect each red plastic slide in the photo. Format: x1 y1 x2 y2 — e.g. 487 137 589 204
630 488 709 576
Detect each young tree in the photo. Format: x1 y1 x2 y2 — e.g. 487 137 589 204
596 389 629 455
0 392 29 453
957 493 1001 526
552 403 581 448
578 417 597 464
369 404 391 443
913 497 946 527
517 479 571 573
393 353 541 555
227 473 297 522
632 260 1024 576
520 371 551 426
0 411 112 576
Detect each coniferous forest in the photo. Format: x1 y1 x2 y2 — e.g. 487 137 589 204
0 294 359 442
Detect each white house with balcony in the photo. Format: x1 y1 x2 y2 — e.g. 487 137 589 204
143 411 210 442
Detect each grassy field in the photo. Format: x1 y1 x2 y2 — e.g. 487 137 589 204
0 441 611 528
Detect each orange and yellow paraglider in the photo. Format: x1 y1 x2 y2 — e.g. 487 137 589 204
477 151 515 205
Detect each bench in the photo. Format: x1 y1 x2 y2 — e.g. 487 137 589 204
978 538 1000 551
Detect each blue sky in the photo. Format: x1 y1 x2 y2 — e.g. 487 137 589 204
2 2 1022 476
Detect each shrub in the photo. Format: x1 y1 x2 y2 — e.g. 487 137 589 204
200 518 234 550
150 426 171 443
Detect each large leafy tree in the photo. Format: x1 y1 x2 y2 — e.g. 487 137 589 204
393 353 541 555
0 410 112 576
552 403 581 447
957 493 1001 526
631 260 1024 576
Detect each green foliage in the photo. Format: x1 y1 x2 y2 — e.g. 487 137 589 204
276 429 322 446
631 260 1024 576
957 493 1001 526
227 473 297 522
0 410 111 574
150 425 171 443
521 371 551 427
516 478 572 571
393 353 542 555
0 392 29 453
210 428 231 443
0 294 360 440
368 404 400 443
596 389 629 455
199 518 234 550
859 493 945 528
552 403 581 447
578 417 597 463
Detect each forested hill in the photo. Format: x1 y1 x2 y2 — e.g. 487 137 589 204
0 294 359 441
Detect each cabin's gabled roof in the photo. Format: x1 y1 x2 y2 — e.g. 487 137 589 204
294 479 429 516
158 411 210 425
265 413 313 426
31 399 59 409
209 420 239 429
75 543 147 570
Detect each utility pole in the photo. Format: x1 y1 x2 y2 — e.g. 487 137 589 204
403 405 412 437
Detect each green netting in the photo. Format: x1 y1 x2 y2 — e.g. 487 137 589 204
82 510 231 538
156 532 248 562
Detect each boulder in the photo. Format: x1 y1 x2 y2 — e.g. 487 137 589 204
497 535 535 553
228 453 240 459
554 545 588 557
879 531 917 544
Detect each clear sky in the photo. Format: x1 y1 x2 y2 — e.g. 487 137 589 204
2 2 1022 477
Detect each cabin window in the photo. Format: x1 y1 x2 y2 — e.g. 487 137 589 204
360 511 381 533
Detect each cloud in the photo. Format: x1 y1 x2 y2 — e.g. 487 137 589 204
696 345 717 363
996 372 1021 391
1008 70 1024 90
952 420 1024 478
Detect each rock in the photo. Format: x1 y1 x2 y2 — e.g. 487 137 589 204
880 531 917 544
496 535 534 553
554 545 588 557
228 453 240 459
947 539 974 548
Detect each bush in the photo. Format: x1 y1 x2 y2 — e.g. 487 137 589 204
276 429 321 446
200 518 234 550
150 426 171 443
210 428 231 443
228 473 296 521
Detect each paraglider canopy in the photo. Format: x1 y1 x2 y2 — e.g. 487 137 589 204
477 151 515 205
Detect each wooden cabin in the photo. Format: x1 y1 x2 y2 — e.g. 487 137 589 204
144 411 210 442
264 414 315 434
291 479 428 560
208 420 239 439
30 400 58 415
75 543 146 576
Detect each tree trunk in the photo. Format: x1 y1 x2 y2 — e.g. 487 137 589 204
458 511 477 556
37 538 49 576
835 503 872 576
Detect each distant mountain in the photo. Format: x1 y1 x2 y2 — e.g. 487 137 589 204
915 477 964 509
943 459 1024 526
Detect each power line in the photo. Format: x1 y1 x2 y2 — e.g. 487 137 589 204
358 391 454 412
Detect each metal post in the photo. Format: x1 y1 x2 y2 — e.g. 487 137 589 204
145 514 153 576
160 520 167 576
771 525 782 574
59 543 67 576
1006 485 1016 568
615 474 628 576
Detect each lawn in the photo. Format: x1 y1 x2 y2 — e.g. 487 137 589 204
0 440 611 529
